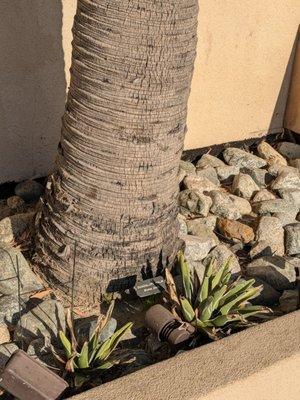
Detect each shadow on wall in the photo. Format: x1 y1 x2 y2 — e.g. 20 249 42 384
0 0 66 184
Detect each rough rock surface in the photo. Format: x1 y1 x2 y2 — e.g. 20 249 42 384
279 290 299 312
232 173 260 199
257 141 287 169
276 142 300 159
284 223 300 255
252 189 276 203
278 189 300 207
217 218 255 243
271 169 300 191
195 167 220 186
209 191 251 220
252 199 296 214
183 230 219 263
223 148 267 169
187 216 217 234
183 174 219 192
178 190 212 217
0 212 36 244
196 154 225 169
15 180 44 202
255 216 284 256
216 165 240 181
203 244 241 274
177 214 188 236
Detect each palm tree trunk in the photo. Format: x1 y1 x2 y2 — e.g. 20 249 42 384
36 0 198 307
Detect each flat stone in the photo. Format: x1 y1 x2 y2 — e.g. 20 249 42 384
252 199 296 214
241 168 270 188
14 299 65 345
256 216 284 256
232 173 260 199
6 196 25 212
196 154 225 169
0 212 36 244
271 169 300 191
249 240 274 259
187 215 217 233
195 167 220 186
279 290 299 313
223 147 267 169
208 191 248 220
273 211 298 227
276 142 300 159
250 278 281 307
278 189 300 207
177 214 188 236
284 223 300 255
0 245 43 296
183 231 219 262
245 256 296 291
216 165 240 181
203 244 241 274
0 343 19 373
183 174 219 192
15 180 44 203
252 189 277 203
178 190 212 217
217 218 255 243
257 141 287 168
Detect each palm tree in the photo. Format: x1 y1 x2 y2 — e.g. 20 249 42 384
36 0 198 307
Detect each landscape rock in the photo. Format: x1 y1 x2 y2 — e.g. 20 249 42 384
249 240 274 259
179 160 196 175
0 200 11 220
257 141 287 169
0 245 43 296
14 299 65 345
289 158 300 170
276 142 300 159
177 214 188 236
0 343 19 373
256 216 285 256
217 218 255 243
278 189 300 207
252 199 296 214
279 290 299 313
178 190 212 217
15 180 44 203
273 211 298 227
271 169 300 191
245 256 296 291
223 147 267 169
250 278 281 307
183 231 219 262
0 325 10 345
203 244 241 274
0 295 27 326
0 211 35 244
216 165 239 181
232 173 260 199
196 154 225 169
27 337 58 369
187 216 217 234
208 191 250 220
195 167 220 186
252 189 276 203
284 223 300 255
6 196 26 212
183 174 219 192
241 168 269 188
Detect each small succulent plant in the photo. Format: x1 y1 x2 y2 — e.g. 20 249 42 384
165 251 271 340
53 301 133 388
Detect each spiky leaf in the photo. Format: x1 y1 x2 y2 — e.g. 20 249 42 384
77 342 89 369
180 297 195 322
59 331 73 359
179 251 192 303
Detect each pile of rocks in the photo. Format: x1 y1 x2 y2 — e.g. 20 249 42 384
178 140 300 311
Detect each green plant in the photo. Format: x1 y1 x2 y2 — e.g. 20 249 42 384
165 251 271 340
53 301 133 388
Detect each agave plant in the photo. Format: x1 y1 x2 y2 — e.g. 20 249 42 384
165 251 271 340
53 301 133 388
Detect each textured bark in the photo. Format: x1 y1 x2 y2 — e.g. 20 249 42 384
36 0 198 307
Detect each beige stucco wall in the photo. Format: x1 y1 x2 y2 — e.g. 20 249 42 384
0 1 299 183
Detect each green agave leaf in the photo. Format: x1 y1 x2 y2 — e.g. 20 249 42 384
59 331 73 359
179 252 192 303
195 318 220 340
74 373 89 388
77 341 89 369
222 272 231 285
199 296 215 322
94 360 115 370
205 257 215 278
211 314 242 327
180 296 195 322
197 276 210 305
220 287 261 315
219 279 256 307
237 305 271 317
211 259 231 290
212 285 228 310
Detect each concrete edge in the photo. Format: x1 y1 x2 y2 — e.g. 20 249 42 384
70 311 300 400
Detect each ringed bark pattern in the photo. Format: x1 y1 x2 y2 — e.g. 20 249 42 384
36 0 198 306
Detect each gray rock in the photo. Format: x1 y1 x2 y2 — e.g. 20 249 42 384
249 240 275 259
0 212 35 244
0 325 10 345
178 190 212 217
276 142 300 159
232 173 260 199
183 231 219 262
0 295 27 326
256 216 284 256
289 158 300 170
278 189 300 207
178 161 196 183
252 199 296 214
284 223 300 255
6 196 26 212
241 168 269 188
15 180 44 203
271 169 300 191
273 211 298 227
177 214 188 236
0 343 19 373
209 191 251 220
257 141 287 168
252 189 276 203
0 245 43 296
250 278 281 307
195 167 220 186
14 299 65 345
203 244 241 274
216 165 240 181
187 216 217 234
27 337 58 369
245 256 296 291
279 290 299 313
183 174 219 192
196 154 225 169
223 147 267 169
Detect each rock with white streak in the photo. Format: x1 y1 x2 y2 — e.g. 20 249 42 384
271 169 300 191
276 142 300 159
223 148 267 169
284 223 300 255
255 216 284 256
196 154 225 169
232 173 260 199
